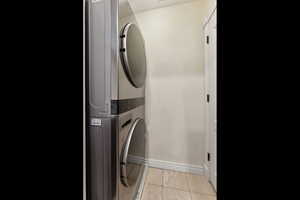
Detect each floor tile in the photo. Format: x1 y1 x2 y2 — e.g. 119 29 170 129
163 187 191 200
119 183 135 200
141 184 162 200
191 193 216 200
146 168 163 186
127 163 140 185
187 174 215 195
163 170 189 191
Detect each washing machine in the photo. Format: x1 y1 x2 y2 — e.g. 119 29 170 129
86 0 147 118
86 106 147 200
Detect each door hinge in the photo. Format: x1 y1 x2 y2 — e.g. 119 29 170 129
207 152 211 162
207 94 210 103
206 35 209 44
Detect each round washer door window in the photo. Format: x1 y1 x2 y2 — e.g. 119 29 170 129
120 23 147 88
121 118 146 187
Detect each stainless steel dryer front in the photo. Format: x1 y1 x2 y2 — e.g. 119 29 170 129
86 0 147 117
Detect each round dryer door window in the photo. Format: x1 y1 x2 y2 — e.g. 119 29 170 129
120 23 147 88
121 118 146 187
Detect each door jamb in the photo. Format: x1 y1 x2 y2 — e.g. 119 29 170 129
203 4 217 191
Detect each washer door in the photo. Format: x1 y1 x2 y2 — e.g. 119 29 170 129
120 23 147 88
121 118 146 187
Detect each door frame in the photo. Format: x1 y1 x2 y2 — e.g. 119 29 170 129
203 5 217 191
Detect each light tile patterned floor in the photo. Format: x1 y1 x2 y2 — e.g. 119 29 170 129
141 168 216 200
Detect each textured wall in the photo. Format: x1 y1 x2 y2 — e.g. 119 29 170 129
135 0 209 166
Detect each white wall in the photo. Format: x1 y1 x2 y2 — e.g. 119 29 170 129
134 0 208 166
203 0 216 17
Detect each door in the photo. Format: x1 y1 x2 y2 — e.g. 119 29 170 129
204 8 217 191
120 23 147 88
120 118 146 188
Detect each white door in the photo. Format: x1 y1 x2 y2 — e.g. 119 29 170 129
204 8 217 191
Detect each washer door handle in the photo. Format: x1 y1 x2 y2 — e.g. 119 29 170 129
120 118 143 187
121 119 132 129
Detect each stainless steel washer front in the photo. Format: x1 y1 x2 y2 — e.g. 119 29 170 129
118 106 146 200
120 118 146 187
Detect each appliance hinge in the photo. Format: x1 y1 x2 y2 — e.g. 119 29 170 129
206 35 209 44
207 94 210 103
207 152 211 162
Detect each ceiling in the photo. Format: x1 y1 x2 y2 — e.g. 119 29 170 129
128 0 201 13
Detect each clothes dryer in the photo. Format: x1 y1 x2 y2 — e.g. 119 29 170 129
86 0 147 118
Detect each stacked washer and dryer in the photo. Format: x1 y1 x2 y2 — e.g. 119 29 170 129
85 0 147 200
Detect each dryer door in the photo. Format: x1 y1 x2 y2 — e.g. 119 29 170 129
121 118 146 187
120 23 147 88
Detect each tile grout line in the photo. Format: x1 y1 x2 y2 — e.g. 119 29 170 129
185 172 193 200
163 186 190 192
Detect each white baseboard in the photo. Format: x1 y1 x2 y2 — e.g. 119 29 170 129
128 155 203 175
147 158 204 175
